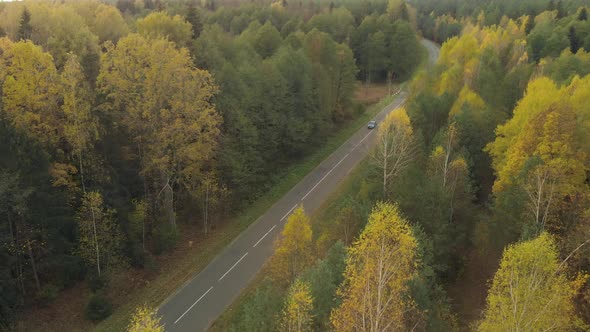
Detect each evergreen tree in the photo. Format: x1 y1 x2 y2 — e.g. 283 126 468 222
569 25 580 53
17 7 32 41
185 3 203 39
556 0 566 19
578 7 588 21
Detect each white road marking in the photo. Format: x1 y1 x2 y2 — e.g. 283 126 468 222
174 286 213 324
280 204 298 221
253 225 277 248
354 131 373 149
218 252 248 282
301 153 349 201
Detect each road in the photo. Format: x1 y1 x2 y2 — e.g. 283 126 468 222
157 39 439 332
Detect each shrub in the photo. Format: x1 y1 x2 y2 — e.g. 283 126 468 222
38 284 59 307
153 223 179 254
85 294 112 322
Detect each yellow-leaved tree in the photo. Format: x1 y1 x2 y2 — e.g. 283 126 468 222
98 34 221 226
61 53 98 193
127 305 163 332
280 279 314 332
271 206 313 284
486 76 588 231
479 233 586 331
371 108 417 197
77 191 124 277
137 12 193 48
331 202 418 331
0 37 61 148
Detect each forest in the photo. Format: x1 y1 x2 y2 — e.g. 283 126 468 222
0 0 423 329
1 0 590 331
212 0 590 331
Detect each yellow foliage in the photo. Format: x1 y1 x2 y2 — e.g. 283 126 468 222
380 107 412 136
127 305 163 332
331 202 418 331
488 76 588 195
49 163 78 190
0 38 61 148
271 207 313 284
479 233 586 331
137 12 192 48
98 33 221 191
281 280 314 332
449 86 486 118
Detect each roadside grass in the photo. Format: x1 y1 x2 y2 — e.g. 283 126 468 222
209 158 375 332
89 91 396 331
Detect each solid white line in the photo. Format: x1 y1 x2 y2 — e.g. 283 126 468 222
253 225 277 247
218 252 248 282
301 153 349 201
280 204 297 221
174 286 213 324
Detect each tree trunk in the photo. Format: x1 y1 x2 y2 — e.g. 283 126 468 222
78 151 86 194
27 243 41 292
91 205 101 277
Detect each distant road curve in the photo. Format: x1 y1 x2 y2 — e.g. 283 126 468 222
157 39 440 332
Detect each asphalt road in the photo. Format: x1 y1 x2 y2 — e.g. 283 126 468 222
157 39 440 332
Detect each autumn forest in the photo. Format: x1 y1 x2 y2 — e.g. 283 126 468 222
1 0 590 331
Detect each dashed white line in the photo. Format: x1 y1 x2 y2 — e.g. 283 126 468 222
354 131 374 149
218 252 248 282
301 153 349 201
253 225 277 247
280 204 298 221
174 286 213 324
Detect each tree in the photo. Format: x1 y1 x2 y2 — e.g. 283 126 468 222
271 206 313 283
0 38 61 148
487 77 587 233
128 199 148 256
478 233 585 331
301 241 346 329
281 280 314 332
185 3 203 39
137 12 193 48
569 26 580 53
578 7 588 21
331 202 419 331
371 108 417 197
76 191 124 277
92 4 129 43
555 0 566 19
231 279 282 332
16 7 31 41
60 53 98 193
127 305 163 332
252 22 282 58
98 34 221 227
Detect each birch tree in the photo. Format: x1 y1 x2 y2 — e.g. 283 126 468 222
479 233 585 331
271 207 313 284
281 280 314 332
371 108 417 197
77 191 124 276
331 202 419 331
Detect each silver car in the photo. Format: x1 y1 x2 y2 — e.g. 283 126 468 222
367 120 377 129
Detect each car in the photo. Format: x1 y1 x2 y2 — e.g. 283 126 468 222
367 120 377 129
